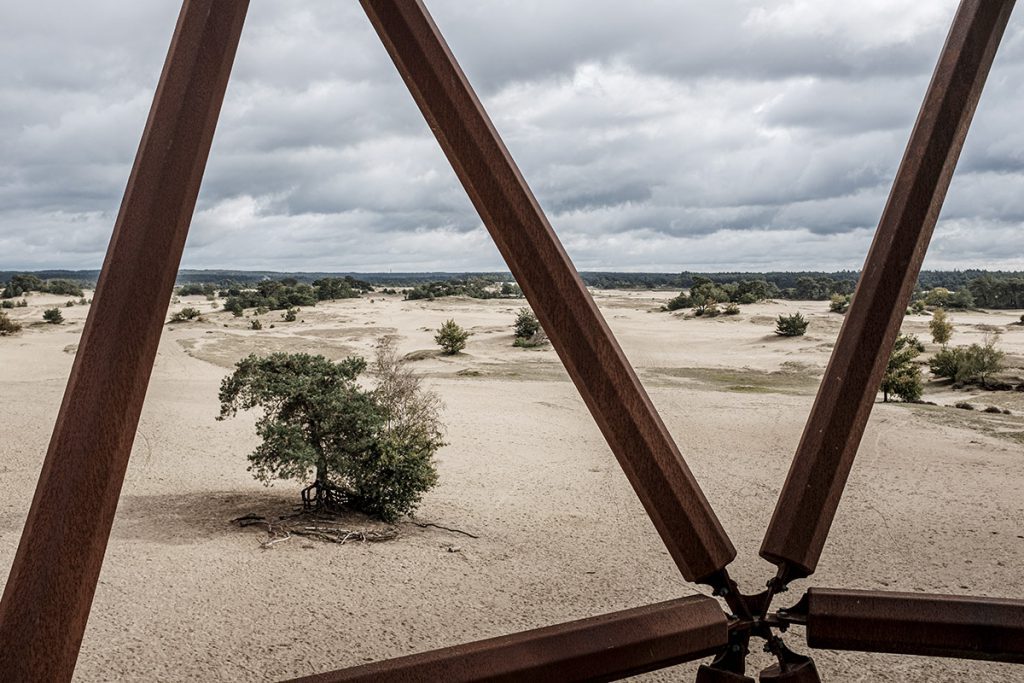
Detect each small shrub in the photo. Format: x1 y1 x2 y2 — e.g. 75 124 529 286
64 300 76 308
775 312 808 337
929 308 953 345
0 300 12 309
983 405 1003 414
435 319 469 355
513 308 546 347
16 299 27 308
250 319 263 330
909 299 927 315
514 308 540 339
723 303 740 315
829 294 850 313
43 308 64 324
224 298 245 317
0 311 22 336
664 293 691 311
170 307 202 323
954 402 975 411
283 307 298 322
699 302 721 317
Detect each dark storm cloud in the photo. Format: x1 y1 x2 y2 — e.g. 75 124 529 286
1 1 1022 271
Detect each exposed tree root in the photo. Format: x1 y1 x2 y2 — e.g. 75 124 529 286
232 512 398 548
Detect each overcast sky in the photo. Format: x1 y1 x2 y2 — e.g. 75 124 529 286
1 1 1022 272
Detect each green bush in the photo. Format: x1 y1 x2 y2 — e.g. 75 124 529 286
249 319 263 330
513 308 545 347
723 303 740 315
0 311 22 336
881 334 924 402
929 308 953 345
775 312 808 337
0 300 12 309
929 337 1005 386
169 307 202 323
435 319 469 354
664 293 691 311
282 307 298 322
217 338 443 522
42 308 63 324
225 298 245 317
829 294 850 313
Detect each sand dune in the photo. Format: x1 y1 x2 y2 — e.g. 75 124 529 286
2 289 1023 681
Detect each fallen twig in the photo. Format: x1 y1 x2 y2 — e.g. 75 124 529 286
412 521 480 539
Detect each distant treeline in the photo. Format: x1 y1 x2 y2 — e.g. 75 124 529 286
405 277 522 301
1 274 84 298
174 277 374 314
3 269 1024 309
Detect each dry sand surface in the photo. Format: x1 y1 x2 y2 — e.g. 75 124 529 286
2 289 1023 681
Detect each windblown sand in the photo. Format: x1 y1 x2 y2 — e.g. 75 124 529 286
1 290 1023 681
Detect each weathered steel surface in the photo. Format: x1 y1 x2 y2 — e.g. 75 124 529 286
760 0 1016 580
805 588 1024 663
287 596 727 682
360 0 735 583
0 1 249 681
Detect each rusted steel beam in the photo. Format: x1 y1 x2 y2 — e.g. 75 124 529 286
801 588 1024 663
360 0 735 584
760 0 1015 581
0 2 248 680
287 595 727 682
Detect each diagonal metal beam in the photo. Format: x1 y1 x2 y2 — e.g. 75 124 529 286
759 0 1015 582
360 0 735 585
0 1 249 680
799 588 1024 663
285 595 728 683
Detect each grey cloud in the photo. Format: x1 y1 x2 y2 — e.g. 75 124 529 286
1 1 1022 272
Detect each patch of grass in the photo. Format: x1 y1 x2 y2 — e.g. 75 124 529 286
725 385 775 394
910 403 1024 446
644 365 820 394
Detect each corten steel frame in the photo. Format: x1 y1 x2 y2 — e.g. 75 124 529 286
0 0 1022 680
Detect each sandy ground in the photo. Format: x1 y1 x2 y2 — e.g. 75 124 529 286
1 289 1023 682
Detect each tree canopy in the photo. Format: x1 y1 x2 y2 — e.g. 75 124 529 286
218 341 443 521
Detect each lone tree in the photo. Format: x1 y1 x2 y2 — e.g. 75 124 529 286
218 339 443 522
929 308 953 345
775 312 808 337
881 334 924 403
42 308 64 325
435 319 469 354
